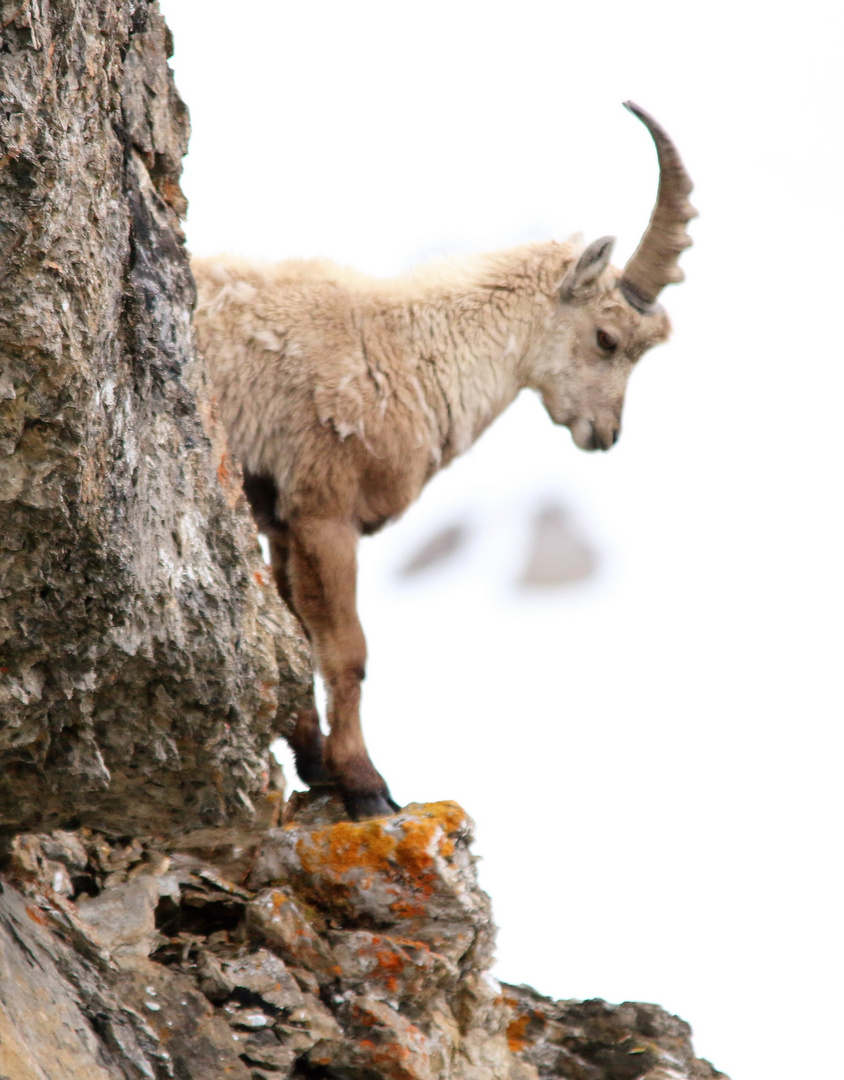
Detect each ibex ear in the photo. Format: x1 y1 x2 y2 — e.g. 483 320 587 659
562 236 616 297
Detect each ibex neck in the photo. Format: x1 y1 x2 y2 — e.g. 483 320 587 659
408 284 532 466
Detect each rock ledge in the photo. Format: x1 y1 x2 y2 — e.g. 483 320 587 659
0 794 727 1080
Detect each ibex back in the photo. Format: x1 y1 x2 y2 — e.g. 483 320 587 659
192 102 696 819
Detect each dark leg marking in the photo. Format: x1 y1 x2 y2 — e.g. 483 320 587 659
288 706 333 787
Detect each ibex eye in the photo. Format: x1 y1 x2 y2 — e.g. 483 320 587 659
596 330 618 352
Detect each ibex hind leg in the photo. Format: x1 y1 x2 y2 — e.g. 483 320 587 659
267 532 336 787
243 472 335 789
289 516 400 820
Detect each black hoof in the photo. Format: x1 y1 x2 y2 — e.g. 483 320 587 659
294 746 335 788
343 788 401 821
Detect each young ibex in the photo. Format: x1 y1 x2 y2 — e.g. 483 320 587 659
192 102 695 819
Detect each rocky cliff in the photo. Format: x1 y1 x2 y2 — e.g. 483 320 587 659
0 0 311 839
0 4 727 1077
0 791 727 1080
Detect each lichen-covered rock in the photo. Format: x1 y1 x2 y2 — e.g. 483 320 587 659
502 983 729 1080
309 993 437 1080
0 796 727 1080
251 796 496 970
246 886 339 981
327 928 460 1007
224 948 306 1009
0 0 311 839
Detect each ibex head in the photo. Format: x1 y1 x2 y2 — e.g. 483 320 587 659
532 102 696 452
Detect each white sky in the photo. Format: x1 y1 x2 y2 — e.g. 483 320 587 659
161 3 843 1078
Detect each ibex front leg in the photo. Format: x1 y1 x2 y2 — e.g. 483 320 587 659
288 516 399 820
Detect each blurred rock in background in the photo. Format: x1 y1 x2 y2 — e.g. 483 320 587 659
400 523 470 577
518 501 597 589
397 500 597 590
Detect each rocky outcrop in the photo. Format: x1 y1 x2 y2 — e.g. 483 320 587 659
0 0 311 838
502 984 727 1080
0 794 727 1080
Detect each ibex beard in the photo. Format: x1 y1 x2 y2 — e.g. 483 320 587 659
192 102 696 820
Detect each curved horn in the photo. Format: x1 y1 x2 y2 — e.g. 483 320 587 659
620 101 697 314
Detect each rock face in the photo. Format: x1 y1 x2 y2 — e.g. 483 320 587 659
0 795 727 1080
0 0 311 837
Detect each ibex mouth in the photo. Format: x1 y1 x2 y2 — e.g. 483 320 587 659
589 422 618 451
571 418 618 452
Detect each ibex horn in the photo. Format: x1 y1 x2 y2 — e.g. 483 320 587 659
619 101 697 314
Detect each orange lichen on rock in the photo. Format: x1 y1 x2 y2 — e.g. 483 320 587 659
297 819 397 878
389 899 428 919
395 819 437 878
503 997 548 1056
373 947 406 996
365 1042 421 1080
294 802 468 889
421 801 466 837
408 800 467 864
249 800 487 965
375 948 406 973
341 1000 430 1080
506 1012 531 1053
392 936 429 951
351 1003 378 1029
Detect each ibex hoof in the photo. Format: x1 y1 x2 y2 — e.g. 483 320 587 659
343 789 401 820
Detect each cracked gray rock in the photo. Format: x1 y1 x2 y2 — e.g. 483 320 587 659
0 0 311 838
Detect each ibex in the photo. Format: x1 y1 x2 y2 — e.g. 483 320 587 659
192 102 695 819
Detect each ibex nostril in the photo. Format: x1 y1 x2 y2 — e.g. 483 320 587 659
611 427 620 446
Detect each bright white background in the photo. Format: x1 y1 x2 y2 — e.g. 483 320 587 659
161 4 843 1078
